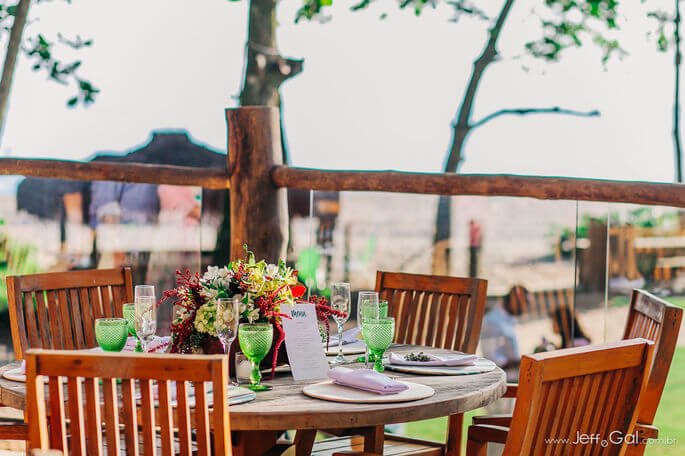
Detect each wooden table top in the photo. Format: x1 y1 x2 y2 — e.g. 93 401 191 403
0 344 506 431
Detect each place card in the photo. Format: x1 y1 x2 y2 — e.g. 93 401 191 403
281 302 330 381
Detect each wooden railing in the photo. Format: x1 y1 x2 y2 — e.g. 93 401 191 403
0 106 684 262
0 158 227 189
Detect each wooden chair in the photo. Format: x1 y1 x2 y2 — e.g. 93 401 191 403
467 339 655 456
7 267 133 360
474 289 682 455
313 271 488 456
26 349 231 456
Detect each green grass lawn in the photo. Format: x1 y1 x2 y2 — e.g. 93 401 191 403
404 346 685 455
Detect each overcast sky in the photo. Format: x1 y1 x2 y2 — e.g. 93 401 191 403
3 0 679 189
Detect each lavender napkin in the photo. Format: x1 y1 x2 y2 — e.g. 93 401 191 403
327 367 409 395
327 328 361 346
389 352 477 367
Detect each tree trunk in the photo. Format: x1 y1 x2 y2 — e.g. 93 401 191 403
0 0 31 146
239 0 302 164
431 0 515 275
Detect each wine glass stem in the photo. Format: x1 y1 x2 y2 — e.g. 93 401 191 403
374 350 384 372
337 322 344 358
250 360 261 386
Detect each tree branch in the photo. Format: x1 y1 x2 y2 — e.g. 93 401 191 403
471 106 600 129
0 0 31 146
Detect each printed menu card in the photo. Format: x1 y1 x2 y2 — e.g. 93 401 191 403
281 302 330 381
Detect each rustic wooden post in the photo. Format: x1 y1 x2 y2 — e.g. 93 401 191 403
226 106 288 263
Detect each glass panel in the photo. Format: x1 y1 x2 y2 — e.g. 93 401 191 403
0 176 208 348
90 181 204 335
308 191 580 445
573 201 610 345
606 203 684 454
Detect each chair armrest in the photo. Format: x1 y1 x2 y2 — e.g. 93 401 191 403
634 423 658 440
467 424 510 445
471 414 512 427
503 383 518 398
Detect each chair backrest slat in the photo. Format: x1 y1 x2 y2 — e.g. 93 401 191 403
7 268 133 359
194 381 211 456
101 378 120 456
84 377 103 456
503 339 655 456
120 379 139 455
175 381 192 456
26 350 231 456
622 289 683 426
375 271 487 353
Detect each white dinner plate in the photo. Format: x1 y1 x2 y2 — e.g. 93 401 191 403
384 357 497 376
303 379 434 403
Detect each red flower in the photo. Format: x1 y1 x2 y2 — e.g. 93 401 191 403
290 284 306 298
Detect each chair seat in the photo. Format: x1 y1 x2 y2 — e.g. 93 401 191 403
312 435 444 456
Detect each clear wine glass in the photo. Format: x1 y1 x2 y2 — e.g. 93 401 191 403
217 297 240 385
134 285 156 352
357 291 379 368
329 283 351 365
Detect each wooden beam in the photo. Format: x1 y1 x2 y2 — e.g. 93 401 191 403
226 106 288 262
0 158 228 189
271 167 685 208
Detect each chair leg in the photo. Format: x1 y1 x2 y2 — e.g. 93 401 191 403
465 438 487 456
294 430 316 456
445 413 464 456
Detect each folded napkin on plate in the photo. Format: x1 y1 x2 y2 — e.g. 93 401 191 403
326 328 361 346
389 352 477 366
327 367 408 395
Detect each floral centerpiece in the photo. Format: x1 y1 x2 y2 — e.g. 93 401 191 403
161 248 345 377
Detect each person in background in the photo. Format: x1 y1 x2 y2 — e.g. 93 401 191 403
480 285 526 429
481 285 525 381
89 181 159 283
469 219 482 278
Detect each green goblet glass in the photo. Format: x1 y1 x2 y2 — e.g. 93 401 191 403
238 323 273 391
95 318 129 352
122 303 136 337
362 317 395 373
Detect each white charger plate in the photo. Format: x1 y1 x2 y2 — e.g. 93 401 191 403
2 368 26 383
303 379 434 403
384 357 497 376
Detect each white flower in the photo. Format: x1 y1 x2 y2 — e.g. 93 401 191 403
247 309 260 323
265 263 279 278
200 287 219 301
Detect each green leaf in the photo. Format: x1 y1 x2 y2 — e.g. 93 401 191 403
67 97 78 106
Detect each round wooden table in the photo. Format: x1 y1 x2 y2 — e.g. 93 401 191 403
0 345 506 455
